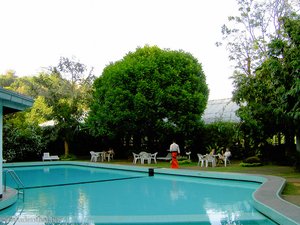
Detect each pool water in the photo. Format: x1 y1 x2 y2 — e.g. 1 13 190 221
1 164 277 224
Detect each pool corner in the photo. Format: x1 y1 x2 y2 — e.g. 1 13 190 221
0 186 18 211
253 175 300 225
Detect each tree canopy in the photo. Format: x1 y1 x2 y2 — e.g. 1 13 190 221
1 57 95 158
233 15 300 157
218 0 299 76
219 0 300 162
87 46 208 152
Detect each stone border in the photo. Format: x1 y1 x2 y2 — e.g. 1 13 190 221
253 175 300 225
0 186 18 210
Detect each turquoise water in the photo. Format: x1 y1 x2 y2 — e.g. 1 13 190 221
1 165 277 224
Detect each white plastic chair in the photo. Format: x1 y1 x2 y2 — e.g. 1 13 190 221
106 149 115 161
224 151 231 167
197 154 205 167
132 152 141 164
205 154 216 167
186 151 192 160
140 152 151 164
90 151 100 162
150 152 158 164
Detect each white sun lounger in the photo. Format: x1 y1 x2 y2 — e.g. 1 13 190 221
42 152 60 161
157 153 172 161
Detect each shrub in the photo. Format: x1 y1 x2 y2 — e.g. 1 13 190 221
240 162 263 167
240 156 262 167
60 154 77 161
3 116 46 162
243 156 261 163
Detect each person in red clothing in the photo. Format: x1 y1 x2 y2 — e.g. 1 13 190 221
169 140 180 169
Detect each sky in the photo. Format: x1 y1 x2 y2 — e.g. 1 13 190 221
0 0 239 100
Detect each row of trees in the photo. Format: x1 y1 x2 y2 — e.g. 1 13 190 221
2 47 210 161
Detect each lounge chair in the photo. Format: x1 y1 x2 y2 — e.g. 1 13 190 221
157 152 172 161
42 152 60 161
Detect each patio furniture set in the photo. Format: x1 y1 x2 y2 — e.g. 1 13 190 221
132 151 158 164
197 152 231 167
90 150 115 162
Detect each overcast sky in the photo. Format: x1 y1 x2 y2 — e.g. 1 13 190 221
0 0 239 100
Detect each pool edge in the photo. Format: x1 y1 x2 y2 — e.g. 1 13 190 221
3 161 300 225
0 186 18 211
253 175 300 225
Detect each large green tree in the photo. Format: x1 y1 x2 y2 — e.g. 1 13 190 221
87 46 208 153
219 0 299 160
234 15 300 160
37 57 95 157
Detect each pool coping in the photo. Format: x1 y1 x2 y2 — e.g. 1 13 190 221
1 161 300 225
0 186 18 211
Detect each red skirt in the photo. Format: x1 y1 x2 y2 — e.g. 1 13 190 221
171 152 179 169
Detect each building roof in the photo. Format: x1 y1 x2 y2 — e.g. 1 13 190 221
202 98 240 124
0 87 34 115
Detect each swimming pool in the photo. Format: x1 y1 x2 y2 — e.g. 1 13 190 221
0 162 295 224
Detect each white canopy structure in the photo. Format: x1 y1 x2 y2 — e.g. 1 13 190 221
202 98 240 124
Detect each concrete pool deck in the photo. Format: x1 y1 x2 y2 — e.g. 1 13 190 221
253 175 300 225
1 161 300 225
0 186 18 210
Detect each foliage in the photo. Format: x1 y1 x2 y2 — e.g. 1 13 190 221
0 70 18 87
240 155 262 166
202 122 241 156
240 162 263 167
32 57 95 157
3 112 46 162
87 46 208 154
243 156 261 163
59 154 77 161
218 0 299 76
25 96 53 124
232 15 300 161
0 57 95 159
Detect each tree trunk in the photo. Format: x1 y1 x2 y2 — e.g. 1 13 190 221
64 140 69 157
296 134 300 153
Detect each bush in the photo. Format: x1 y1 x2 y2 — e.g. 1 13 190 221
243 156 261 163
60 154 77 161
240 162 263 167
3 117 46 162
240 156 262 167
